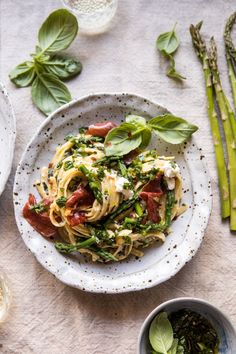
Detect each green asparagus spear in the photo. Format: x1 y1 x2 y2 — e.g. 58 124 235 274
90 247 118 261
190 23 230 219
165 190 175 226
209 38 236 230
55 236 97 253
224 12 236 109
134 201 143 216
104 194 139 225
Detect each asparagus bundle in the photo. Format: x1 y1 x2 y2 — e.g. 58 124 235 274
208 38 236 230
190 23 230 220
224 12 236 109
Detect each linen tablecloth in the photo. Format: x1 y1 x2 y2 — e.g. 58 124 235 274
0 0 236 353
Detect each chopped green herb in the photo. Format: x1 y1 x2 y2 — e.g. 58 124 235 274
29 202 47 214
79 164 103 204
64 133 75 142
97 167 105 181
79 127 87 134
56 161 63 169
68 176 81 192
56 196 67 208
64 160 74 171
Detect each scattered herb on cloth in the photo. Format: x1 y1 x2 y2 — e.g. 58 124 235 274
9 9 82 116
156 24 186 81
149 310 219 354
104 114 198 156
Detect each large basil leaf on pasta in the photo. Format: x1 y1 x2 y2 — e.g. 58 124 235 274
43 55 82 80
38 9 78 53
105 123 142 156
149 312 174 353
148 114 198 144
31 73 71 115
126 115 152 149
126 115 147 127
9 61 36 87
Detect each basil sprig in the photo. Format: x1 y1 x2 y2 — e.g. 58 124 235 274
9 9 81 116
149 312 184 354
156 24 186 81
104 114 198 156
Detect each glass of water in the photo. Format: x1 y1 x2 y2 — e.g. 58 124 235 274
62 0 118 34
0 270 11 323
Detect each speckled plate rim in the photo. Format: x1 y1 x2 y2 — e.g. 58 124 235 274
0 82 16 196
13 92 212 293
137 297 236 353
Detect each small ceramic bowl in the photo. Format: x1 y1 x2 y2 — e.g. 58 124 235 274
138 297 236 354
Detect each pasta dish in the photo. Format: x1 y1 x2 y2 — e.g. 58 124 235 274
23 121 185 262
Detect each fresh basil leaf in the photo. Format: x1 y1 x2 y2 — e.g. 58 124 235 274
167 339 178 354
42 55 82 79
38 9 78 53
167 66 186 80
126 115 147 127
140 128 152 149
148 114 198 144
9 61 36 87
125 115 151 149
104 123 142 156
166 55 186 81
156 24 179 55
31 73 71 115
35 45 42 54
36 53 51 63
149 312 174 354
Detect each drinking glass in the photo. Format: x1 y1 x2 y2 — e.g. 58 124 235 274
62 0 118 34
0 270 11 323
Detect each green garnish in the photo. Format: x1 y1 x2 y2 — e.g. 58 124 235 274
97 167 105 181
156 24 186 81
56 196 67 208
134 201 143 217
169 309 219 353
149 310 219 354
29 202 47 214
104 115 198 157
79 164 103 204
64 160 74 171
149 312 174 353
56 161 63 169
9 9 81 116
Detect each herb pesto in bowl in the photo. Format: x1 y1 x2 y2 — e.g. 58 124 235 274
138 297 236 354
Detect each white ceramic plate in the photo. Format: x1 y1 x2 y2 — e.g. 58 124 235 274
0 82 16 196
14 93 212 293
